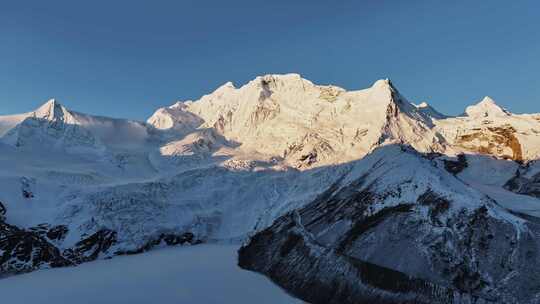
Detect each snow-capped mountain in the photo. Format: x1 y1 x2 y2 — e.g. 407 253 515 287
1 74 540 303
2 100 105 154
148 74 447 168
435 96 540 162
1 99 153 154
148 74 540 166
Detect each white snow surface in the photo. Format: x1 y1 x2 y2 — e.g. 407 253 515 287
0 73 540 283
0 244 302 304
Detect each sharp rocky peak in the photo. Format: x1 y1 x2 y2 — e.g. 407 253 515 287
370 78 405 102
368 78 421 116
371 78 393 89
33 99 69 121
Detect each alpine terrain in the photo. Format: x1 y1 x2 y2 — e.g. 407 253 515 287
1 74 540 303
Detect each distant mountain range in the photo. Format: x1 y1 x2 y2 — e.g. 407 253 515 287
1 74 540 303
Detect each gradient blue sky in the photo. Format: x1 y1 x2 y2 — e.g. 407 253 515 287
1 0 539 120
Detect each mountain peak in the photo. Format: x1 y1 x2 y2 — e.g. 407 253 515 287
416 101 429 108
414 102 447 119
372 78 393 89
370 78 403 102
480 96 496 105
369 78 411 109
368 79 397 100
33 98 69 120
465 96 510 118
169 101 188 110
214 81 236 93
40 98 59 108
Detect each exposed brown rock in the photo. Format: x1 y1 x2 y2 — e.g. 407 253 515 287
456 125 523 161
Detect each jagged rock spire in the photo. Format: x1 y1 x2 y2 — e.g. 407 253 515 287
33 99 67 120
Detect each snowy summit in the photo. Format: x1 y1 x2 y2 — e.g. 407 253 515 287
1 74 540 304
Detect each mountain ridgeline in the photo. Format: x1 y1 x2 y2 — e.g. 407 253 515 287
1 74 540 303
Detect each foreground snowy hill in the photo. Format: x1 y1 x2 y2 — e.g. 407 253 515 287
1 73 540 303
239 145 539 304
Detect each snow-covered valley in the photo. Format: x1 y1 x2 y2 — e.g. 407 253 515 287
0 244 301 304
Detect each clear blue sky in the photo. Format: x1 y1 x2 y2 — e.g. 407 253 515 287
1 0 539 120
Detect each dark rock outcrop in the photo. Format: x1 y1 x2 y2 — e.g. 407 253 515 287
28 224 69 243
0 222 73 274
0 203 72 274
505 169 540 198
0 201 5 221
0 201 203 275
20 177 35 199
115 232 201 255
70 229 117 262
443 154 468 175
